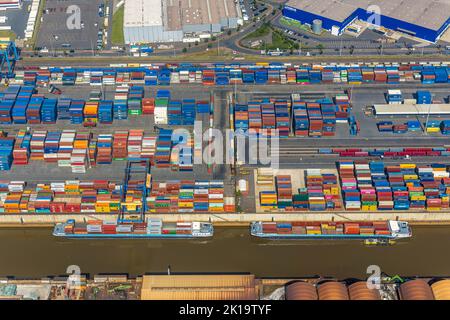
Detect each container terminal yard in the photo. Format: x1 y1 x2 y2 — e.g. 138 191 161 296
1 9 450 301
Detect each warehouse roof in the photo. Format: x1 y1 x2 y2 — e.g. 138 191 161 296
171 0 239 27
124 0 163 28
141 274 257 300
285 0 450 31
374 103 450 115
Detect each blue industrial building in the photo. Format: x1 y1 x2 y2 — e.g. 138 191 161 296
283 0 450 43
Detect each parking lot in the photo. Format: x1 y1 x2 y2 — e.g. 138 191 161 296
36 0 111 51
0 0 31 39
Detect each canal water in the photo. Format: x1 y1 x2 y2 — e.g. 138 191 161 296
0 226 449 278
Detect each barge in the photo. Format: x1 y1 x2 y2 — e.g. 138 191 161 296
53 218 214 239
250 220 412 241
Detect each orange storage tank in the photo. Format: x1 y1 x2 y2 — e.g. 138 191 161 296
399 279 434 300
285 282 318 300
431 279 450 300
317 282 349 300
348 281 381 300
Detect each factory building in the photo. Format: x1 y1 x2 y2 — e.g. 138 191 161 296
124 0 241 44
283 0 450 43
0 0 21 9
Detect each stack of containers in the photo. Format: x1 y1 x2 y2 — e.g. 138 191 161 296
386 67 400 83
12 96 28 124
98 100 113 124
140 134 156 163
113 86 128 120
320 100 336 136
127 130 144 160
57 98 71 120
69 100 84 124
307 103 323 137
196 100 210 114
338 161 360 210
178 183 194 212
13 130 30 165
43 131 61 164
168 100 182 125
215 71 230 85
145 70 158 86
275 100 290 137
70 132 90 174
154 90 169 125
334 94 350 121
243 70 255 84
292 94 308 136
57 130 75 167
112 131 128 160
97 134 113 164
158 68 171 86
426 120 441 133
261 101 276 132
248 101 262 131
370 161 394 210
255 69 268 84
293 188 309 210
128 86 144 115
0 136 14 171
422 66 436 84
41 99 57 123
182 99 196 125
305 169 326 211
441 121 450 135
0 100 14 124
30 131 46 161
434 67 449 83
194 181 209 212
202 70 215 85
155 129 172 168
234 104 249 131
276 175 293 210
142 98 155 114
209 181 224 212
416 90 432 104
355 161 377 211
260 191 277 210
83 101 99 127
26 96 44 124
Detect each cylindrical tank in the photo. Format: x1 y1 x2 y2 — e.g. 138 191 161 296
285 282 318 300
399 279 434 300
317 281 349 300
431 280 450 300
312 19 323 35
348 281 381 300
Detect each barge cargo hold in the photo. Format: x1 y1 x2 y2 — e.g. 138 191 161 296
250 220 411 240
53 218 214 239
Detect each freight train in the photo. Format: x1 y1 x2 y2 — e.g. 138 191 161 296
53 218 214 239
250 220 412 241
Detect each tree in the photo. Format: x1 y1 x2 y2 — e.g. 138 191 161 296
316 44 324 55
293 42 300 50
211 36 217 41
227 30 232 36
182 48 187 53
195 41 199 46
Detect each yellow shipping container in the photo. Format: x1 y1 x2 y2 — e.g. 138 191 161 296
306 230 322 235
411 196 426 201
427 128 440 133
400 164 416 169
404 175 418 180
